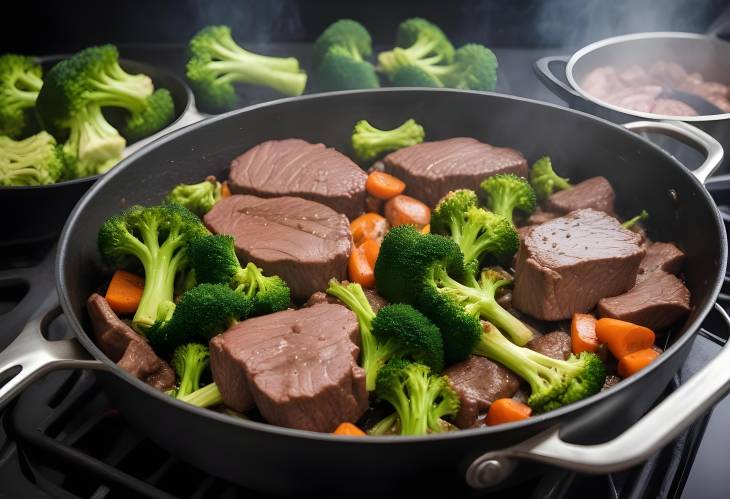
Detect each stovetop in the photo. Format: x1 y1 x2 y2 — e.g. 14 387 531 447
2 45 730 498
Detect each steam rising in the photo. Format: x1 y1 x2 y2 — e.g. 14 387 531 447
192 0 303 43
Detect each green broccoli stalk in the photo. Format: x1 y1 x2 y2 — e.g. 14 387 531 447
0 132 66 186
61 103 126 177
147 283 252 351
327 279 444 391
171 343 210 399
187 234 291 315
368 412 400 435
480 173 537 223
474 323 605 412
179 382 224 408
622 210 649 229
430 189 519 268
313 19 373 68
186 25 306 112
0 54 43 138
530 156 571 201
378 18 454 77
97 203 209 332
166 176 222 215
351 119 425 163
374 359 459 435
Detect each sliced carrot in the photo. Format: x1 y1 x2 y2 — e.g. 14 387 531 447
384 195 431 228
486 398 532 426
595 318 655 360
571 313 600 354
220 181 231 198
348 246 375 288
360 238 380 268
421 223 430 234
105 270 145 315
366 171 406 200
333 422 367 436
350 212 388 246
618 348 659 377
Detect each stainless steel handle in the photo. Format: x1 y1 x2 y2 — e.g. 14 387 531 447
624 120 724 184
0 292 108 410
467 303 730 489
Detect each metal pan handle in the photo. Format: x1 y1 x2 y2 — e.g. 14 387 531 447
623 120 724 184
0 292 107 410
467 303 730 488
533 55 582 104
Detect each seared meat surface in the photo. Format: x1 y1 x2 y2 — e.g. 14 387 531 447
544 176 615 215
526 331 572 361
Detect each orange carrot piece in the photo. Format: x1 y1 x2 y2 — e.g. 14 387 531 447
571 313 600 354
384 195 431 228
348 246 375 288
595 318 655 360
333 422 367 436
105 270 145 315
366 171 406 200
486 398 532 426
617 348 659 377
349 212 388 246
220 181 232 198
421 223 430 234
360 238 380 268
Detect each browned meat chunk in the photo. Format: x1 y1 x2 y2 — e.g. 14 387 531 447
637 242 685 282
527 208 559 225
228 139 367 220
209 303 368 432
204 195 352 301
618 65 654 86
513 209 645 321
544 177 615 215
444 356 520 429
86 294 175 391
581 66 624 100
604 85 663 113
651 99 698 116
527 331 572 360
383 138 528 207
306 288 388 313
648 62 688 87
597 271 690 330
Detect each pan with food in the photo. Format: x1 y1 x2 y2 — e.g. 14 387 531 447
0 89 727 494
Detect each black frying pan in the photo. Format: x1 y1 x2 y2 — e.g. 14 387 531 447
0 89 728 495
0 56 199 246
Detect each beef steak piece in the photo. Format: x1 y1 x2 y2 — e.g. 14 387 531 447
87 294 175 391
204 195 352 301
209 303 368 432
597 271 690 330
527 331 572 360
544 177 615 215
444 355 520 429
228 139 367 220
306 288 388 313
513 209 645 321
383 137 528 207
636 241 685 282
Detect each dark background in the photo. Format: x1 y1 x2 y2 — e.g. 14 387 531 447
2 0 730 55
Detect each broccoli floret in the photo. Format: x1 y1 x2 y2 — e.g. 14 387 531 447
171 343 210 399
390 65 442 87
530 156 571 201
378 18 454 77
351 119 425 163
314 45 379 92
480 173 537 223
313 19 372 68
187 234 291 315
430 189 519 267
0 54 43 138
179 382 223 408
375 359 460 435
327 279 444 391
123 88 175 141
61 103 126 177
186 25 306 112
147 283 252 351
0 132 65 186
622 210 648 229
98 203 209 332
474 323 606 412
166 176 222 215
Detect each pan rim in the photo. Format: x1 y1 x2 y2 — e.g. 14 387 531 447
56 87 728 444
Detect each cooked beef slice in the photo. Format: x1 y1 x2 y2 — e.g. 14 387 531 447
228 139 367 220
87 294 175 391
527 331 572 360
306 288 388 313
444 355 520 429
209 303 368 432
512 209 645 321
544 177 615 215
527 208 559 225
204 195 352 301
651 99 698 116
383 137 528 207
636 242 685 282
597 271 690 330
